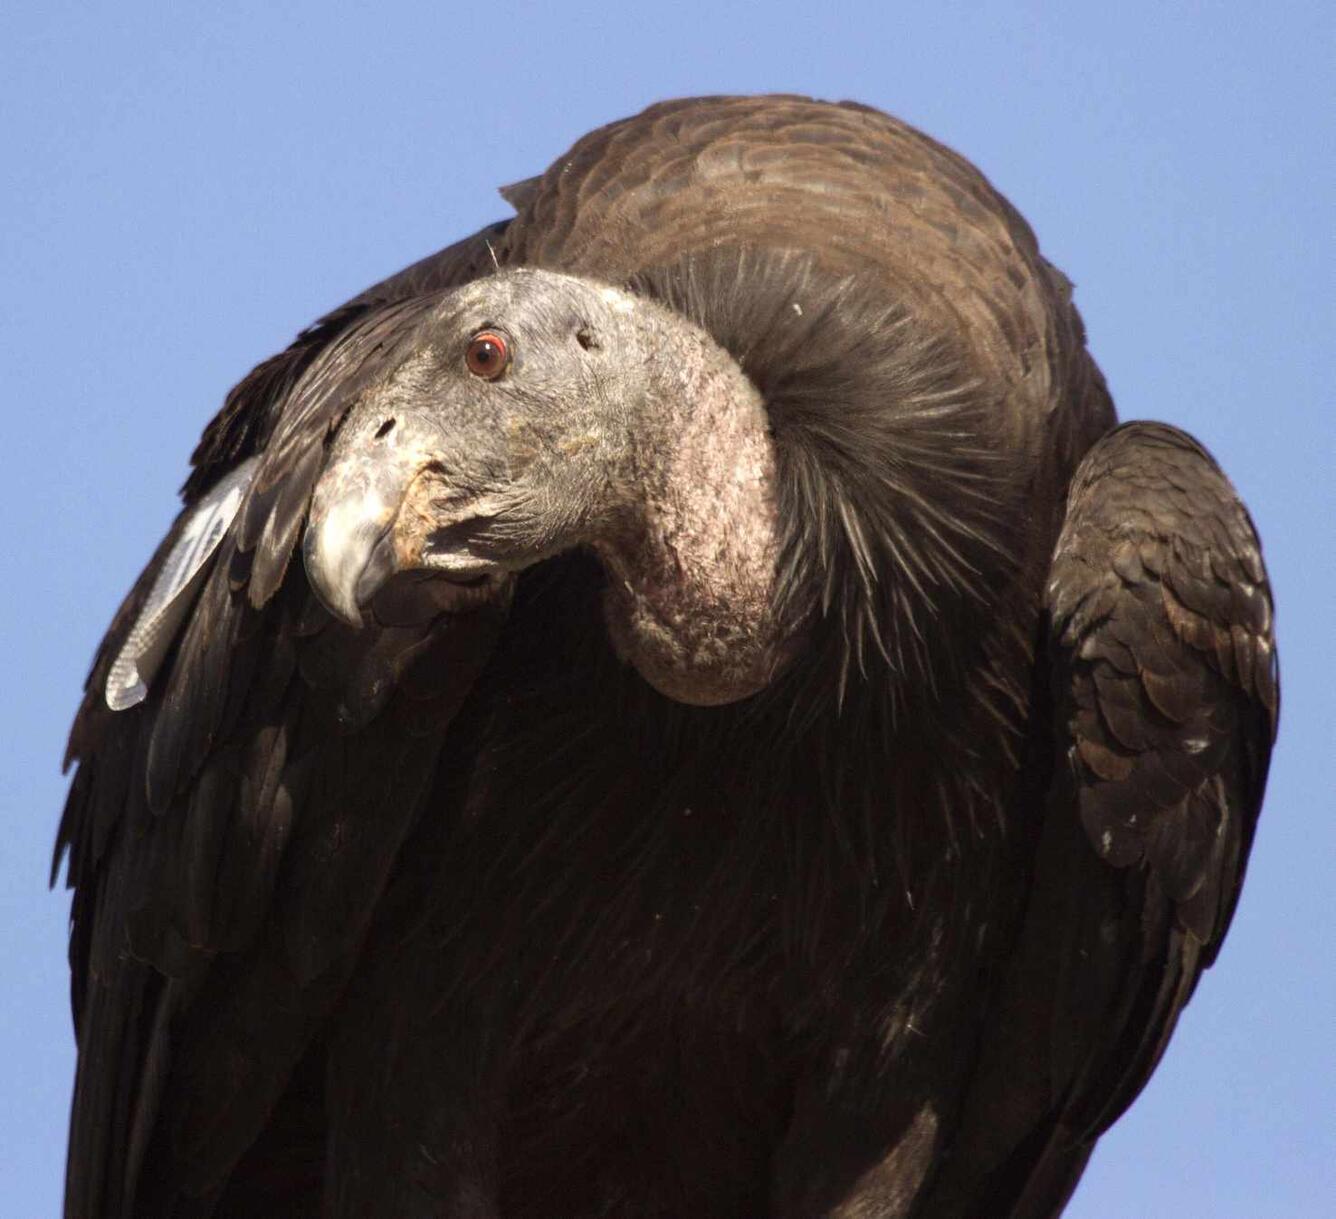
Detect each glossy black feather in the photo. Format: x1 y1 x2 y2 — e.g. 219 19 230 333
56 226 511 1217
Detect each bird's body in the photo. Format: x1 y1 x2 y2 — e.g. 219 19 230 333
56 97 1276 1217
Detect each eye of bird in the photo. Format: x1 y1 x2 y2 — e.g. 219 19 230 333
465 330 510 380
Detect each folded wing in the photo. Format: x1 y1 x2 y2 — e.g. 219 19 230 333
56 225 509 1218
926 421 1277 1216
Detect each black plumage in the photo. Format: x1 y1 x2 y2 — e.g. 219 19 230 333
55 95 1277 1217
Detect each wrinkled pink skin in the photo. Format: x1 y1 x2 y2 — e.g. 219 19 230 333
304 271 797 705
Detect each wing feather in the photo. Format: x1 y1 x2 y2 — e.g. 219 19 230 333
921 421 1276 1217
1050 423 1276 948
1038 422 1272 1206
57 223 511 1218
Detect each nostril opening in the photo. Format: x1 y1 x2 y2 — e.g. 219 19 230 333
374 418 396 440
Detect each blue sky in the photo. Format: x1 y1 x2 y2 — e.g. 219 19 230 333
1 3 1330 1214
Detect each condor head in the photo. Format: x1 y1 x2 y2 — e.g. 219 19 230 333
303 268 791 707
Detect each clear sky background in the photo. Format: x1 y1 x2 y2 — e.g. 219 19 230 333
2 3 1331 1215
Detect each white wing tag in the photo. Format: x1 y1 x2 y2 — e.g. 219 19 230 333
105 457 260 711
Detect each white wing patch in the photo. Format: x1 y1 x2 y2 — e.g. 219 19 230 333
105 457 259 711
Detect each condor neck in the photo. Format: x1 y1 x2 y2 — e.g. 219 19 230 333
594 332 794 706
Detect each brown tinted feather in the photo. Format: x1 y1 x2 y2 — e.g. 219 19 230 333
923 422 1275 1217
1055 423 1274 966
502 97 1063 404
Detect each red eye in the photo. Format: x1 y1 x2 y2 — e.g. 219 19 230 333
465 330 510 380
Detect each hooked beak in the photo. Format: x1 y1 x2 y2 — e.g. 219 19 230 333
302 410 508 626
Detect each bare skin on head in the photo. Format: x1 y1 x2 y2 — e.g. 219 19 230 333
303 269 795 705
